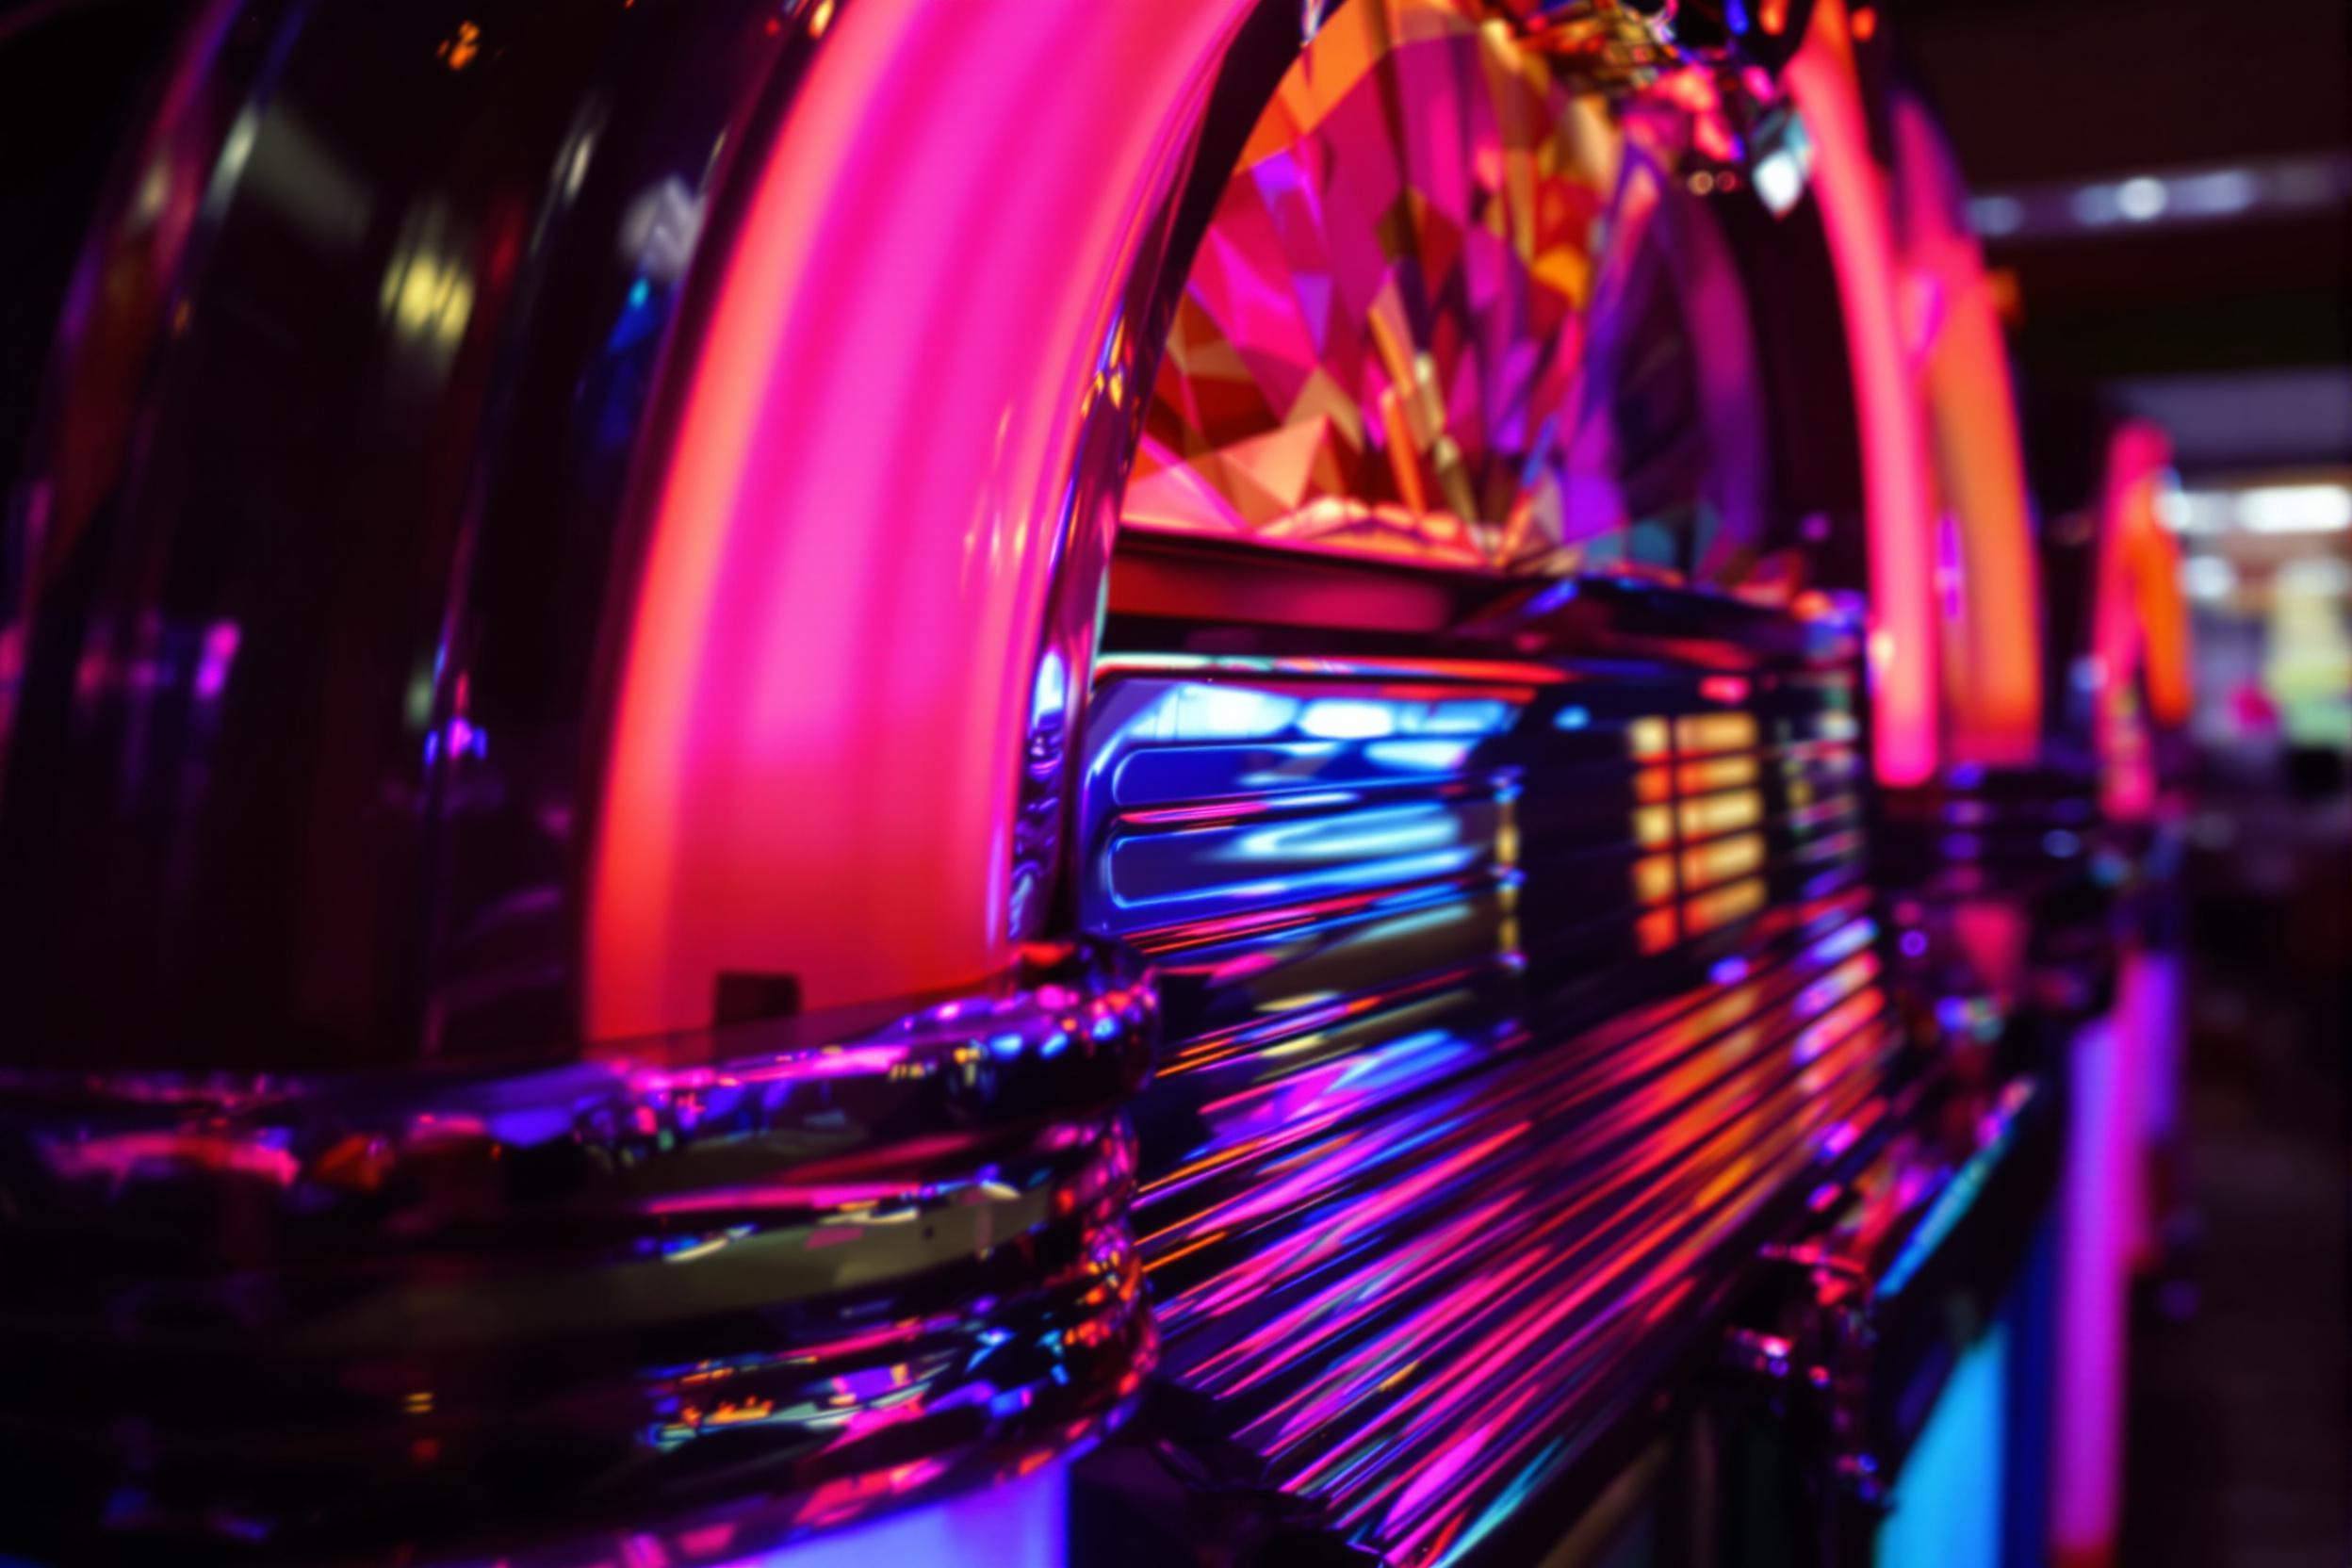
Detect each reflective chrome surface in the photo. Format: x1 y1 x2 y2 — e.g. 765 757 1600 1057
1077 5 1901 1550
0 0 2057 1561
1078 596 1906 1562
0 939 1156 1561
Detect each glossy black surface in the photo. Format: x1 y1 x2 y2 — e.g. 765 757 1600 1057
0 0 814 1071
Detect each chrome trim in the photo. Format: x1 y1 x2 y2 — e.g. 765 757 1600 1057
1078 628 1904 1558
0 939 1158 1561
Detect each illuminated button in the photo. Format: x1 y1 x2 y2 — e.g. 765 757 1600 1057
1676 754 1758 793
1685 876 1766 934
1678 788 1763 840
1682 832 1764 890
1674 712 1758 756
1636 906 1679 955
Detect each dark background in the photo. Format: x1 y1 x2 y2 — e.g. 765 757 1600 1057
1904 0 2348 400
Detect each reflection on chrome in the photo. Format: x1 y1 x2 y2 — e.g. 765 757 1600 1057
0 942 1157 1562
1079 640 1886 1559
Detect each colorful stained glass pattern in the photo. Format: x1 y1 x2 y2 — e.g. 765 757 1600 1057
1123 0 1630 574
1489 0 1685 90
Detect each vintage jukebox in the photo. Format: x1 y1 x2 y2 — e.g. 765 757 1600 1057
0 1 2170 1563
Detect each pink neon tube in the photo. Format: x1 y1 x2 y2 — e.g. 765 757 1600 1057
1891 96 2044 766
586 1 1258 1037
2055 1017 2132 1567
1787 1 1940 787
2095 421 2192 822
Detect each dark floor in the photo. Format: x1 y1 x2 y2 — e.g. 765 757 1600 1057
2117 765 2351 1568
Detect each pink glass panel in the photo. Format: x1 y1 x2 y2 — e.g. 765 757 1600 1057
1130 0 1724 579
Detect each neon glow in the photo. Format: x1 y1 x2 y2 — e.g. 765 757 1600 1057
1878 1324 2009 1568
1892 94 2044 765
1788 0 1940 786
2054 1018 2132 1566
588 0 1264 1035
2118 947 2185 1272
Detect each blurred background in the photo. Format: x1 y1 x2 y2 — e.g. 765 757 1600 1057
1902 1 2349 1562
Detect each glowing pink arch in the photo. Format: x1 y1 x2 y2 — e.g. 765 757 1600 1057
1892 91 2045 767
588 0 1269 1037
1787 0 1940 787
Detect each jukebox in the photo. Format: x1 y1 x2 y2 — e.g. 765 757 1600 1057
0 0 2174 1563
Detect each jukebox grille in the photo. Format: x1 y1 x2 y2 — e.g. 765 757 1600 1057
1078 644 1900 1559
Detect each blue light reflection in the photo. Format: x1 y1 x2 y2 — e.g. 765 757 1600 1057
730 1462 1068 1568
